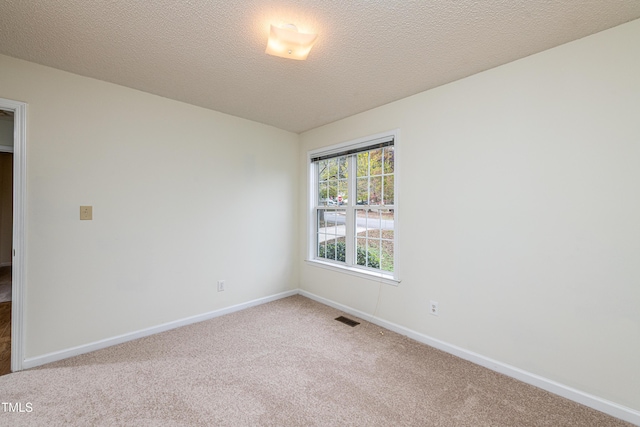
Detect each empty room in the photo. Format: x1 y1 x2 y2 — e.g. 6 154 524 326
0 1 639 425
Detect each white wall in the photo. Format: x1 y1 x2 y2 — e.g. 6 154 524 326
299 19 640 412
0 54 299 358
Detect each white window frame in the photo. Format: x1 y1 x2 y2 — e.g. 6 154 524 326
306 129 400 285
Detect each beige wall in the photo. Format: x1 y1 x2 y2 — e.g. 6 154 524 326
0 54 299 358
299 19 640 411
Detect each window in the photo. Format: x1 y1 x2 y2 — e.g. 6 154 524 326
308 131 398 283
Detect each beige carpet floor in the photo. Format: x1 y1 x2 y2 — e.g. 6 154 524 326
0 295 631 426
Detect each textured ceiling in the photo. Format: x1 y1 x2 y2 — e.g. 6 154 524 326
1 1 639 133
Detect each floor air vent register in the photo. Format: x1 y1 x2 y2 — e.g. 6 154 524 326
335 316 360 327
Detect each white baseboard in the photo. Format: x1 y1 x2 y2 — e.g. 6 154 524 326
22 289 298 370
299 290 640 426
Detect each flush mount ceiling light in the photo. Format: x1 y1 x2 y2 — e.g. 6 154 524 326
265 24 318 60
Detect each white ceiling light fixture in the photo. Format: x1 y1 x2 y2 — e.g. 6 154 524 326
265 24 318 60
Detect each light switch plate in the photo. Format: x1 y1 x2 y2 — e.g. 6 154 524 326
80 206 93 220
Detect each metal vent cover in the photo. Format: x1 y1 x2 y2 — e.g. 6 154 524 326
335 316 360 327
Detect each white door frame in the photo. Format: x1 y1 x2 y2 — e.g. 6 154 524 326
0 97 26 372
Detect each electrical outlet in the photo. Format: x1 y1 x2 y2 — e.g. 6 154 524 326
429 300 439 316
217 280 225 292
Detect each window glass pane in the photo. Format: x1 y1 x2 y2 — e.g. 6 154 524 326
318 159 329 181
353 208 394 271
367 241 381 269
356 238 367 266
328 179 338 203
318 181 327 205
357 178 368 205
319 157 337 205
328 238 339 261
381 208 394 232
366 209 377 237
316 209 346 263
320 238 345 262
357 152 369 177
380 240 394 272
381 227 394 240
338 156 348 179
354 210 374 268
383 147 394 174
369 176 382 205
383 175 394 205
317 209 327 229
318 240 326 259
355 207 366 234
326 209 336 228
380 208 394 272
327 158 338 177
369 148 383 176
338 179 348 205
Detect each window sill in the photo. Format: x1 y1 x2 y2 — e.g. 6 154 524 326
305 259 400 286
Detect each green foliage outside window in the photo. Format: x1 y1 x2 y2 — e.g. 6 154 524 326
318 241 380 269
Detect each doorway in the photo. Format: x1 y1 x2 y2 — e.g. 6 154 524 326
0 111 13 375
0 97 25 374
